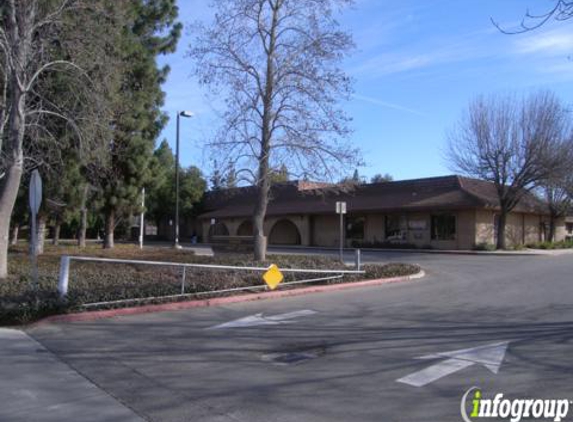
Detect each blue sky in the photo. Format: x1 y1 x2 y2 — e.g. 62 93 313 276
158 0 573 182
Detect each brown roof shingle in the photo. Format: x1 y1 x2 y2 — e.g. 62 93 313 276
199 175 548 219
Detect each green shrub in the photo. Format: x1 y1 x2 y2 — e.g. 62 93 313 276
0 245 421 325
526 240 573 250
474 242 496 251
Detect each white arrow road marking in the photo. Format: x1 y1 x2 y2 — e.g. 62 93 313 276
396 341 510 387
208 310 317 330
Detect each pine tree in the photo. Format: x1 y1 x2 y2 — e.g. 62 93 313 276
226 163 237 189
210 160 225 191
96 0 182 248
270 164 289 184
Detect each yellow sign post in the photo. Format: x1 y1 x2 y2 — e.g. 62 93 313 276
263 264 284 290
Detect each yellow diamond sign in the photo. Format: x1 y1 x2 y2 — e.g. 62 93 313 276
263 264 284 290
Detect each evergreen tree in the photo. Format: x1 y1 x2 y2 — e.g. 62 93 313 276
179 166 207 218
96 0 182 248
147 140 175 226
371 173 393 183
147 141 206 226
270 164 289 184
210 160 225 191
225 163 237 188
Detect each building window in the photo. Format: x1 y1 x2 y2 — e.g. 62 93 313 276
346 216 365 240
385 215 406 240
566 223 573 235
431 214 456 241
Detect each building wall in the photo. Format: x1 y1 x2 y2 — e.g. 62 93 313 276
311 215 339 247
201 208 559 249
523 214 541 245
455 210 476 250
505 212 525 247
475 210 494 246
204 215 310 246
554 216 567 242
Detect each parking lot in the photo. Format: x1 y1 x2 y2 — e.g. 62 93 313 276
19 252 573 421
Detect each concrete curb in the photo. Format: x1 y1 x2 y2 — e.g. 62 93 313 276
267 245 548 256
34 270 425 325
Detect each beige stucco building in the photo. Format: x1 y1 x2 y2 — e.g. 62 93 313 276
198 176 566 250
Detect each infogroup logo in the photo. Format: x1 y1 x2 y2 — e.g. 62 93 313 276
461 387 571 422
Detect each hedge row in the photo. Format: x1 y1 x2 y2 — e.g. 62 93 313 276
0 244 420 325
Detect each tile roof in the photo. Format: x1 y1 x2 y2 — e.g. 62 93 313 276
199 175 548 219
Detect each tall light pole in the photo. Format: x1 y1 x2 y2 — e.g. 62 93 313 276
174 110 194 248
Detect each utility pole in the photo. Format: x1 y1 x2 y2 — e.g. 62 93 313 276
174 111 193 248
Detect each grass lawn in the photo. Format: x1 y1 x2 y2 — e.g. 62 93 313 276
0 243 420 325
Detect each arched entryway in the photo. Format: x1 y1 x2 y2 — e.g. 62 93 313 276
237 220 253 236
208 222 229 237
269 219 301 245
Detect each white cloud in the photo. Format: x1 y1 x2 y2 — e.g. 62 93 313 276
515 29 573 55
352 94 427 116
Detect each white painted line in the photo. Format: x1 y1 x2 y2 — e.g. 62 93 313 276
207 310 317 330
396 341 509 387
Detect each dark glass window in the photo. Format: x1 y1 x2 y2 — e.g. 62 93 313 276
385 215 404 240
346 216 365 240
431 215 456 241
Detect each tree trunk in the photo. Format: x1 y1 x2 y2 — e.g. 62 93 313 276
252 4 279 262
10 224 19 246
253 181 270 261
52 221 61 246
496 211 507 250
0 163 23 278
548 213 556 243
78 184 89 248
104 209 115 249
0 0 35 278
35 215 46 255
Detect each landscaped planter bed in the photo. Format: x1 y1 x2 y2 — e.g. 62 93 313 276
0 244 420 325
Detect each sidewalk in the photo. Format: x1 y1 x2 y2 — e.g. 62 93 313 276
0 328 145 422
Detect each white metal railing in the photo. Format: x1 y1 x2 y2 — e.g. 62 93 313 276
57 255 365 303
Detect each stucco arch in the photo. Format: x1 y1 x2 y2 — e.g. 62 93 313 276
269 219 301 245
208 222 230 237
237 220 253 236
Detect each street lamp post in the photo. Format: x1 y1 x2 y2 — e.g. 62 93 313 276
174 110 194 248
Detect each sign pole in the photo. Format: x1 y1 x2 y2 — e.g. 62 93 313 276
29 170 42 289
139 187 145 249
339 210 343 263
336 201 347 263
31 212 37 287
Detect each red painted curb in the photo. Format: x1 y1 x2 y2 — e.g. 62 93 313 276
34 270 425 325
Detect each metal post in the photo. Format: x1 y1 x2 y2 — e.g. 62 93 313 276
355 249 361 270
174 113 180 248
58 256 70 298
181 266 186 294
31 214 38 288
139 187 145 249
339 212 344 263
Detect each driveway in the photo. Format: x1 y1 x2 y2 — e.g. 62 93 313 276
27 252 573 422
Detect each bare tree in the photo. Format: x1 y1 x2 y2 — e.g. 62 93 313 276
446 91 572 249
189 0 360 260
492 1 573 33
0 0 116 277
538 171 573 242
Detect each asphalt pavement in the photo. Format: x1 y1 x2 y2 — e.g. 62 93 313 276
22 251 573 421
